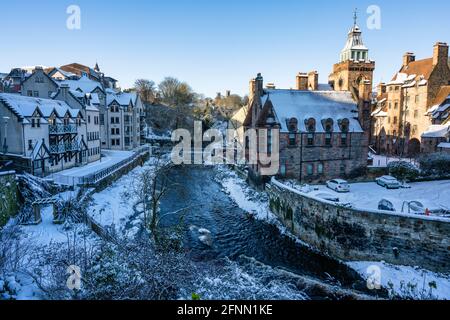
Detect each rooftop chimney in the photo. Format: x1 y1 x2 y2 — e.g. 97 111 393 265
296 73 308 90
433 42 449 66
255 73 264 97
403 52 415 67
377 82 386 96
308 71 319 91
60 84 69 97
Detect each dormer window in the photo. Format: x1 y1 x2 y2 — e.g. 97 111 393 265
305 118 316 133
288 118 298 132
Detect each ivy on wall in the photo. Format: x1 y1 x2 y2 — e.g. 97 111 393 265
0 174 19 227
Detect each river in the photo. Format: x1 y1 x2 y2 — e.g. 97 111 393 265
158 165 377 300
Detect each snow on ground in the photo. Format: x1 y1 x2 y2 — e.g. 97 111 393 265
215 166 275 222
20 206 71 246
9 206 97 300
348 261 450 300
369 153 418 168
308 179 450 215
48 150 134 185
88 157 161 234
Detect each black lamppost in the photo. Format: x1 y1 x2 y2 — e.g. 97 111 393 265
2 116 9 154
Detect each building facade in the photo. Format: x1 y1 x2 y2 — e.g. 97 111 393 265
0 94 89 176
243 74 368 183
372 42 450 156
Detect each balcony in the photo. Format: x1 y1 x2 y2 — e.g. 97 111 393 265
49 124 77 135
49 142 79 154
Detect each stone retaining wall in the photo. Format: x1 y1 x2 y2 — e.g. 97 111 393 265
267 179 450 273
0 171 19 226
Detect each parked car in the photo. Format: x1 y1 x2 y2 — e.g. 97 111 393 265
314 192 340 202
376 176 401 189
378 198 396 211
326 179 350 193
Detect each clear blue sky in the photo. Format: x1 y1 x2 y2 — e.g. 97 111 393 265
1 0 448 97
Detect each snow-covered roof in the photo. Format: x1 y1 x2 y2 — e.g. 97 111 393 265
421 124 450 138
0 93 80 119
261 89 363 133
371 107 387 117
107 92 135 107
58 75 104 94
437 142 450 149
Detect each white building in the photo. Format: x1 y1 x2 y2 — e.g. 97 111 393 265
0 93 91 176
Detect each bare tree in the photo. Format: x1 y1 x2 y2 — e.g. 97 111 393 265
158 77 195 129
135 79 157 104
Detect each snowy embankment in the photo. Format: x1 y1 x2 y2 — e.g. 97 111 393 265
88 157 162 235
348 261 450 300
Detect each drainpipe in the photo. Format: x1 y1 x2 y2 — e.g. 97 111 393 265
299 131 303 183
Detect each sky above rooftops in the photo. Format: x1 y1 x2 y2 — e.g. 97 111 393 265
0 0 448 97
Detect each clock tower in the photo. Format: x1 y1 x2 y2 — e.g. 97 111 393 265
328 11 375 96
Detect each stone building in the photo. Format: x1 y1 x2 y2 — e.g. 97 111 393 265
243 73 368 184
373 42 450 156
421 87 450 153
240 17 370 183
21 66 59 99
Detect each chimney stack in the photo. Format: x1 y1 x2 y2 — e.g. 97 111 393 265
296 73 308 90
433 42 449 66
308 71 319 91
403 52 415 67
60 84 69 97
255 73 264 97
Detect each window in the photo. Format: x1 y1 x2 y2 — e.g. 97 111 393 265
116 139 120 145
27 90 33 97
393 117 398 124
289 133 296 146
115 117 119 124
100 114 105 125
111 128 115 135
116 128 120 135
33 91 39 97
307 133 314 146
111 139 116 146
28 140 33 150
394 102 398 109
307 164 314 176
88 116 91 123
341 133 348 146
267 129 272 153
317 163 324 175
325 133 332 146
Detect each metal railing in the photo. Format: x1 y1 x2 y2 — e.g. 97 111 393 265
80 145 150 186
49 124 77 135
